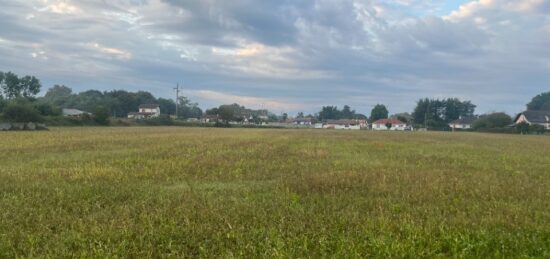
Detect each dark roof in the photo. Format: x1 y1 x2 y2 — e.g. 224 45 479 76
516 110 550 124
139 104 160 109
372 118 405 125
450 116 477 125
326 119 364 125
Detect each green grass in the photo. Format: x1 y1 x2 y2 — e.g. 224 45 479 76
1 127 550 257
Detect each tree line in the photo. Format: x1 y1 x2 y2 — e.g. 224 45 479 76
1 70 549 132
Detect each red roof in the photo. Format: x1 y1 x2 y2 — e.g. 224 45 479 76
372 118 405 125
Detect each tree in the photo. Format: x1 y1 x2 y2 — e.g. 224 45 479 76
1 72 20 99
19 75 41 98
34 102 62 116
385 122 392 130
341 105 355 119
93 106 110 125
0 72 4 98
413 98 476 129
43 85 73 107
2 103 43 122
0 72 41 99
527 92 550 111
218 105 235 122
296 112 304 118
516 122 530 134
472 112 512 130
157 98 176 116
370 104 388 122
318 106 340 121
281 113 288 121
177 96 203 119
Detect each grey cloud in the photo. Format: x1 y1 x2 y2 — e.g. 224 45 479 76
0 0 549 115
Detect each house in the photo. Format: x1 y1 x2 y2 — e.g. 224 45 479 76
287 117 314 125
514 110 550 130
449 116 477 130
201 115 219 123
62 108 91 118
323 119 367 130
127 104 161 119
371 118 407 131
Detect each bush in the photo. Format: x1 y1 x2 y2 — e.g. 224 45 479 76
137 115 174 126
93 107 110 126
530 124 546 135
516 122 530 134
34 102 62 116
473 113 513 130
1 103 43 123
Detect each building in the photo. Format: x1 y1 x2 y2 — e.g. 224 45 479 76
514 111 550 130
201 115 219 123
449 116 477 130
371 118 407 131
62 108 91 118
287 117 315 125
323 119 367 130
128 104 161 119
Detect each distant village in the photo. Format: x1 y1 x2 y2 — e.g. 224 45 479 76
0 70 549 133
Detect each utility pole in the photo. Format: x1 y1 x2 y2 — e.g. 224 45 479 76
174 83 180 119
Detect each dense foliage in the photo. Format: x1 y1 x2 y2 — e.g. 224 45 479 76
370 104 389 122
472 112 513 130
0 71 42 99
317 105 367 121
413 98 476 129
527 91 550 111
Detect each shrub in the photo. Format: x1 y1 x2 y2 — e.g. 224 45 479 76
530 124 546 135
93 107 110 125
34 102 62 116
516 122 530 134
473 113 513 130
2 103 43 123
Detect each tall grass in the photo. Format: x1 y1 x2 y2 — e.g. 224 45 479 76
1 128 549 257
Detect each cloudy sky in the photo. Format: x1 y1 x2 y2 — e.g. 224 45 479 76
0 0 549 115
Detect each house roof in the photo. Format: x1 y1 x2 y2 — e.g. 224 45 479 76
450 116 477 125
515 110 550 124
139 104 160 109
62 108 90 116
372 118 405 125
325 119 365 125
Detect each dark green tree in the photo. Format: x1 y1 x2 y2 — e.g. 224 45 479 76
472 112 512 130
527 92 550 111
43 85 73 107
516 122 530 134
93 106 110 125
2 103 43 122
370 104 388 122
318 106 340 121
218 105 235 122
341 105 355 119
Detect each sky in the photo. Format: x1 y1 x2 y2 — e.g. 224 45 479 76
0 0 549 116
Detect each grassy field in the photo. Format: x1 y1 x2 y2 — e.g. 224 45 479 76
1 127 549 257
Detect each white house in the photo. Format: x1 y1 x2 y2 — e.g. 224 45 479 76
128 104 161 119
514 111 550 130
449 116 477 130
371 118 407 131
323 119 367 130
